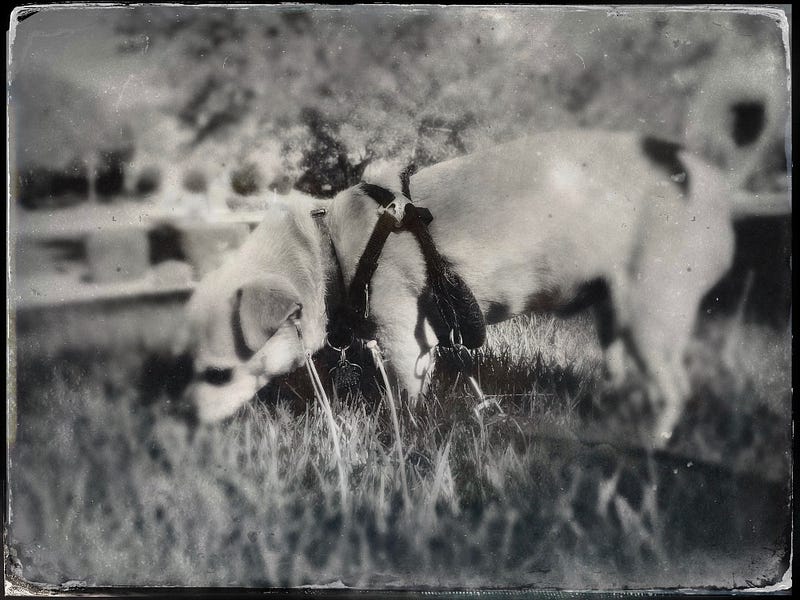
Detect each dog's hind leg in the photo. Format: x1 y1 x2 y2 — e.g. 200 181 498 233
620 324 688 446
623 288 697 446
644 343 690 445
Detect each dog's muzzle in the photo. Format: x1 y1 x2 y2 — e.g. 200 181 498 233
188 371 261 424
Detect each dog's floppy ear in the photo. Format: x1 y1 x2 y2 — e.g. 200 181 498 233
235 277 303 354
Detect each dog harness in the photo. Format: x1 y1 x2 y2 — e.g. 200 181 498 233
329 166 487 357
306 178 499 430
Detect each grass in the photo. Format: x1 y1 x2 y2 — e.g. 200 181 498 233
7 307 793 590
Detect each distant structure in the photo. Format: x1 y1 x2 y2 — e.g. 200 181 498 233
10 64 135 209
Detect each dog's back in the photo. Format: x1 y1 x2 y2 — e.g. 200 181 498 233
390 131 723 319
331 128 740 443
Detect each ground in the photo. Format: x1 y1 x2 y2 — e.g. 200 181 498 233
7 305 792 590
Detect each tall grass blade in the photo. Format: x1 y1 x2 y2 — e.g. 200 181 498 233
295 320 349 509
367 340 410 507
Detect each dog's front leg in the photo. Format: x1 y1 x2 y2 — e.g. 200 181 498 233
370 295 438 403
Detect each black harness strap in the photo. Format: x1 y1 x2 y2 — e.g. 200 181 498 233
327 196 397 348
399 163 485 348
310 207 347 316
333 172 486 351
399 203 485 348
347 211 396 321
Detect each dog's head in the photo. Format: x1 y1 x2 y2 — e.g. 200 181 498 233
176 199 328 423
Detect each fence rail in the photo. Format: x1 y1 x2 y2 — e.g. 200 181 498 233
11 202 267 311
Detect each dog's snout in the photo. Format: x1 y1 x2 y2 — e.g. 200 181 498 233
199 367 234 386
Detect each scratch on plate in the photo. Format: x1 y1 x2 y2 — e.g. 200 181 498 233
114 74 136 113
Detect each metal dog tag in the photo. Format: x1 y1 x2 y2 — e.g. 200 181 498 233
330 352 362 398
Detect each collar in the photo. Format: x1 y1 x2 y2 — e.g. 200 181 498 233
309 208 349 347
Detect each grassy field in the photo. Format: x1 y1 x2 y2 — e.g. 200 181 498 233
7 304 792 591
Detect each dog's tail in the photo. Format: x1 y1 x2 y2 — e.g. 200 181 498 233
684 47 789 194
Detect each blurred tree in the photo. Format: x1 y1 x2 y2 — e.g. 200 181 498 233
292 107 372 197
112 7 499 195
111 7 787 200
10 64 134 208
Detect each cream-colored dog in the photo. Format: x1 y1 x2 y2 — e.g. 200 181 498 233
178 128 786 445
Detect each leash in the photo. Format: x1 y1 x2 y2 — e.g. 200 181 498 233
309 208 366 401
291 286 349 509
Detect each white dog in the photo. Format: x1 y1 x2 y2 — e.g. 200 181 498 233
177 128 787 444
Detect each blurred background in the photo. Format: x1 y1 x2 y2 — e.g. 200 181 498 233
8 5 791 321
6 5 792 590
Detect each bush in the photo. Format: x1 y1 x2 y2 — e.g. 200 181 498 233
135 167 162 196
182 169 208 193
230 162 263 196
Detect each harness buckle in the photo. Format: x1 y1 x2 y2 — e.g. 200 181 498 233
380 198 411 227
